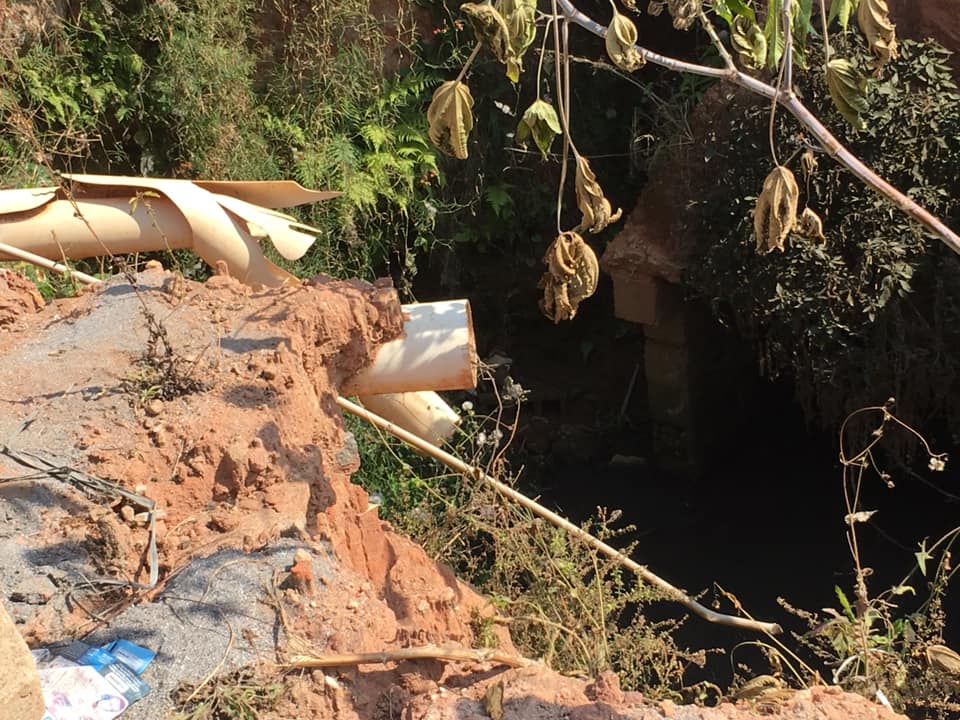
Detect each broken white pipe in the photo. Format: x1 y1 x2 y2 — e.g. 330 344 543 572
0 175 338 288
356 391 461 446
342 299 477 396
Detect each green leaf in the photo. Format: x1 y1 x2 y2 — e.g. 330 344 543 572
712 0 734 26
516 99 562 160
792 0 814 69
712 0 756 26
827 0 857 31
825 58 869 130
764 0 785 68
915 539 933 576
834 585 856 621
484 184 514 218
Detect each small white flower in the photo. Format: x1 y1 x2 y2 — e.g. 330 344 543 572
461 400 474 412
929 456 947 472
477 431 487 447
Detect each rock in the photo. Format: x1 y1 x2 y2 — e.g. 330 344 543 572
10 576 56 605
0 600 45 720
335 431 360 470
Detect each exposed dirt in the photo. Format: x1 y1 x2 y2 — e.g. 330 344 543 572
0 266 909 719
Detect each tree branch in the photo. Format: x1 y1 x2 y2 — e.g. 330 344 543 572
554 0 960 256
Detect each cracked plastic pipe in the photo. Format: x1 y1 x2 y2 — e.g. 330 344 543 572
0 175 338 287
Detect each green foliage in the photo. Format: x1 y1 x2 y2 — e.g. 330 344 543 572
0 0 460 286
685 37 960 434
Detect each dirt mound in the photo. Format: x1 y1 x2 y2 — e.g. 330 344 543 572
0 267 908 720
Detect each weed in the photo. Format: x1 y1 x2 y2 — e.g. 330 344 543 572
778 402 959 719
172 667 286 720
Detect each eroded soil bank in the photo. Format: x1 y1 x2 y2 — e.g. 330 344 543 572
0 266 908 719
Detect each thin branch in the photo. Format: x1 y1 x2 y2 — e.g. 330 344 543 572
819 0 832 65
338 396 784 635
553 0 960 256
699 10 736 71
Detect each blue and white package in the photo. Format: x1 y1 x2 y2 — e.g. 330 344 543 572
101 639 156 675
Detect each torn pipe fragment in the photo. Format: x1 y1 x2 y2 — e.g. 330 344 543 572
356 391 461 447
0 174 339 288
342 300 477 396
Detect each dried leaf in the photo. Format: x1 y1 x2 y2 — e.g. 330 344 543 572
926 644 960 676
844 509 877 525
501 0 537 82
654 0 700 30
753 165 799 253
800 148 818 178
539 231 599 322
825 58 868 130
427 80 474 160
605 1 645 72
731 15 766 70
731 675 783 701
461 2 511 63
516 99 563 159
857 0 898 71
799 206 826 244
574 155 622 234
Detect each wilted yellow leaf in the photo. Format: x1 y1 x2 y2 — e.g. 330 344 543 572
753 165 799 253
799 207 826 244
539 231 599 323
501 0 537 82
857 0 898 71
427 80 474 160
731 15 766 71
605 1 645 72
926 644 960 676
461 3 511 63
574 155 622 234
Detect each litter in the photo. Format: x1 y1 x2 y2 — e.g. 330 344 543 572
34 638 155 719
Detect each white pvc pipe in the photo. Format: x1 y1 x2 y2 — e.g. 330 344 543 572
0 196 193 259
357 391 461 446
341 300 477 395
0 179 480 400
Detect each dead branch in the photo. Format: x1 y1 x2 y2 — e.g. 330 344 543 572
281 644 533 669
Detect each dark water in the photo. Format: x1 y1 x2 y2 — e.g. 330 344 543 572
531 376 960 682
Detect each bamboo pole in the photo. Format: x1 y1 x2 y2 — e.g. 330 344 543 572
282 644 533 669
336 396 783 635
0 241 100 285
